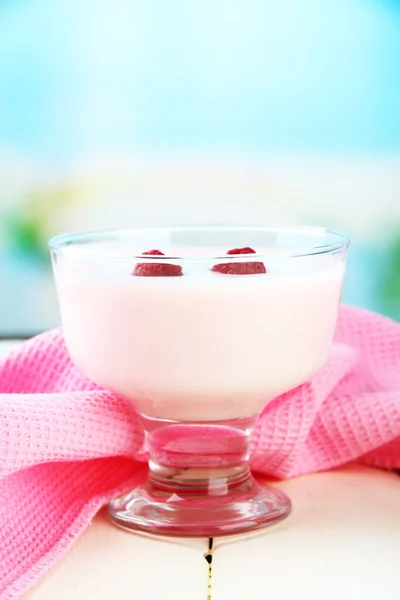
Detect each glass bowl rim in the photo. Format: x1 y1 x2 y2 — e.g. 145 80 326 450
48 224 350 262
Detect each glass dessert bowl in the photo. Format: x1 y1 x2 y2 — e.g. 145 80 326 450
49 225 349 537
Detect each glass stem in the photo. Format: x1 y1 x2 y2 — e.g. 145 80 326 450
142 415 257 494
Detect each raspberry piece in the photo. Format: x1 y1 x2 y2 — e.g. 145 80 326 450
133 263 183 277
226 247 256 255
141 249 165 256
133 249 183 277
212 246 266 275
212 262 266 275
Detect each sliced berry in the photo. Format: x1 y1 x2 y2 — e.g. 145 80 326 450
227 247 256 255
133 263 183 277
133 249 183 277
212 246 266 275
212 262 266 275
141 249 165 256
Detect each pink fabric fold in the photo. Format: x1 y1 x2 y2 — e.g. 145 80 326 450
0 305 399 599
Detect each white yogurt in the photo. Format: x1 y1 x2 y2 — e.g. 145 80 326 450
53 244 345 421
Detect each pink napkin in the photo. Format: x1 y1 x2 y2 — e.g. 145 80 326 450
0 304 399 599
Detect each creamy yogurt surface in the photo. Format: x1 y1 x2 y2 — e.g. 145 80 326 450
53 240 345 421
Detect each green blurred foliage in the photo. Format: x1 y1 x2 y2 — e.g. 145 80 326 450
380 233 400 320
5 211 48 260
3 192 50 261
2 185 79 263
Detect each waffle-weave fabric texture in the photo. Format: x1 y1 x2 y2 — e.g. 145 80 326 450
0 305 399 599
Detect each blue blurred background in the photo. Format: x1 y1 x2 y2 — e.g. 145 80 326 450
0 0 399 335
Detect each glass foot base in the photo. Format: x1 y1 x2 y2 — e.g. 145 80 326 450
108 476 291 537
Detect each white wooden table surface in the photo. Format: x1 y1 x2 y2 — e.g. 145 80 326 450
1 341 399 600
